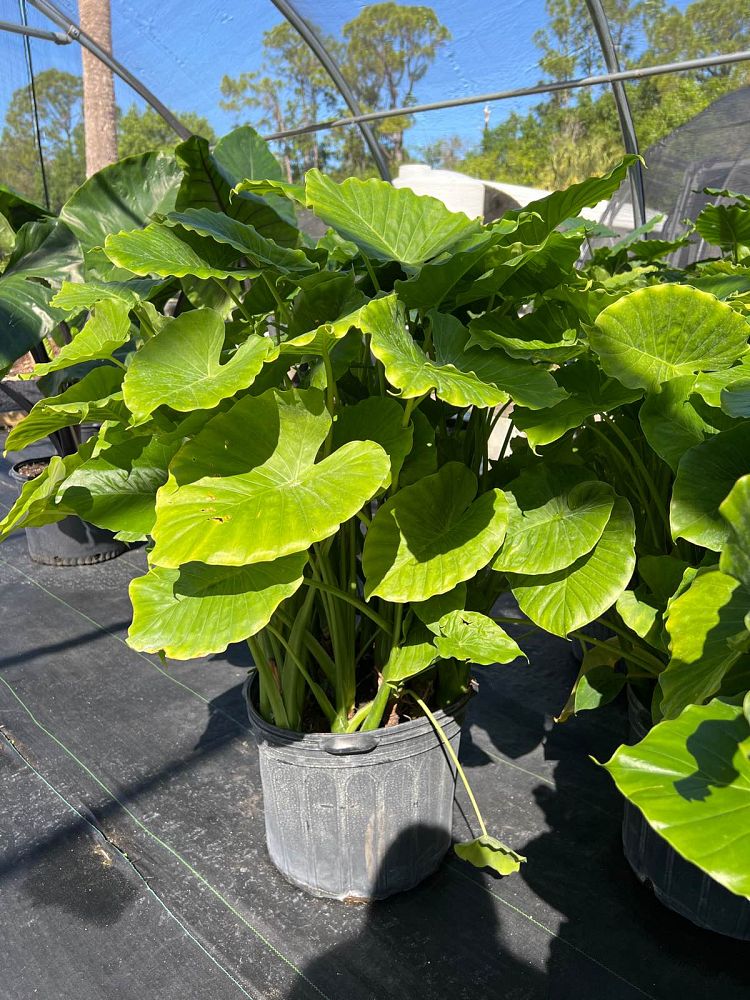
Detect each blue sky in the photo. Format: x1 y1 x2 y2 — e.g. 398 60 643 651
1 0 695 157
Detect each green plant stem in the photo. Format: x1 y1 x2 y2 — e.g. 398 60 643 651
263 273 291 325
246 636 289 728
360 680 391 731
345 699 376 733
266 625 336 723
605 417 670 535
214 277 253 322
362 253 380 292
301 577 391 632
587 422 660 548
409 692 487 838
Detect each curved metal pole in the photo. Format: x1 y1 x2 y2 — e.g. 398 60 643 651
27 0 191 140
586 0 646 227
268 0 391 182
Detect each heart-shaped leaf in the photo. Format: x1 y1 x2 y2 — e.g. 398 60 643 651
0 443 94 541
695 202 750 251
31 299 132 376
671 424 750 551
590 284 749 392
305 169 480 265
434 611 524 665
0 275 65 370
382 622 439 684
104 222 258 280
128 556 307 659
493 467 615 574
5 367 125 453
639 375 725 472
603 697 750 898
123 309 273 424
508 497 636 637
151 388 389 567
332 397 412 490
454 835 526 876
363 462 509 603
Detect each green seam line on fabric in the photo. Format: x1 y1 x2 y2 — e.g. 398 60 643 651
0 732 256 1000
0 677 332 1000
445 863 659 1000
0 555 250 730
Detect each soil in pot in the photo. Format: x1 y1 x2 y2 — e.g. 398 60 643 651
244 674 468 902
624 686 750 940
11 458 127 566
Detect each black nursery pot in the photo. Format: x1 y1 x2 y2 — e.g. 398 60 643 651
243 673 468 901
10 458 127 566
624 686 750 940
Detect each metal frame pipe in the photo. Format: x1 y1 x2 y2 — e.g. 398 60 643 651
0 18 68 43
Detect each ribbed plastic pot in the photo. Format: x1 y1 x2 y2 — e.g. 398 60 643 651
10 459 127 566
624 685 750 939
243 674 467 901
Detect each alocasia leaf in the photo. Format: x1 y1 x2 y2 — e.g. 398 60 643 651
603 697 750 897
0 275 65 369
104 222 259 280
721 379 750 418
659 569 749 719
493 467 615 574
3 219 82 284
557 638 625 722
51 278 159 312
590 284 749 392
363 462 509 603
0 443 94 541
382 622 439 684
694 202 750 251
332 397 412 489
454 835 526 876
151 388 389 567
720 475 750 602
507 497 636 637
128 556 307 659
639 375 724 472
412 584 467 633
468 301 581 363
4 367 126 453
122 309 274 423
394 231 497 310
670 424 750 551
434 611 524 665
31 299 132 376
305 169 480 265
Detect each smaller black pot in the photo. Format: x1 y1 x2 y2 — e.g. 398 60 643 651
10 458 127 566
624 686 750 939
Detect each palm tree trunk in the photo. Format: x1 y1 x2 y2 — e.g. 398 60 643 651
79 0 118 176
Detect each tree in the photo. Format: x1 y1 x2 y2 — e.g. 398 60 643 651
118 106 215 158
0 69 85 209
342 3 450 165
79 0 119 175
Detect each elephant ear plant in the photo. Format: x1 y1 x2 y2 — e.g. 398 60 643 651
1 130 636 879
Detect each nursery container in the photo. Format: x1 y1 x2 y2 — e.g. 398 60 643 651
623 686 750 939
244 674 467 901
10 458 127 566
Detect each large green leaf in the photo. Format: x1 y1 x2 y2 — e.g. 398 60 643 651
693 358 750 407
493 467 615 574
603 697 750 897
434 611 524 665
151 388 389 567
4 367 125 453
695 202 750 251
590 284 749 392
363 462 509 603
659 569 749 719
512 359 642 448
128 556 306 659
51 278 159 313
393 231 497 310
0 275 64 369
122 309 273 423
0 183 50 228
367 296 565 409
104 222 258 280
305 170 479 265
557 637 625 722
60 152 182 275
639 375 724 472
3 219 82 284
332 397 412 490
62 434 180 541
164 209 314 274
508 497 636 637
31 299 132 376
0 444 94 541
720 475 750 597
721 379 750 419
382 622 439 684
670 424 750 551
468 301 581 363
286 271 365 339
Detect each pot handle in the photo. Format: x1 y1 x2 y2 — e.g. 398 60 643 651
323 734 378 755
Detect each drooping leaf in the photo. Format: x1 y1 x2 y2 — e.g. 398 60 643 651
508 497 636 637
0 444 94 541
382 622 439 684
659 569 749 719
603 697 750 898
0 275 65 369
590 284 749 392
104 222 258 280
493 467 614 574
60 151 183 275
670 424 750 551
128 556 307 659
454 835 526 876
332 397 412 490
557 638 625 722
151 388 389 567
4 367 125 453
122 309 273 423
31 299 132 376
305 169 480 265
512 359 642 449
434 611 524 665
639 375 724 472
363 462 509 603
